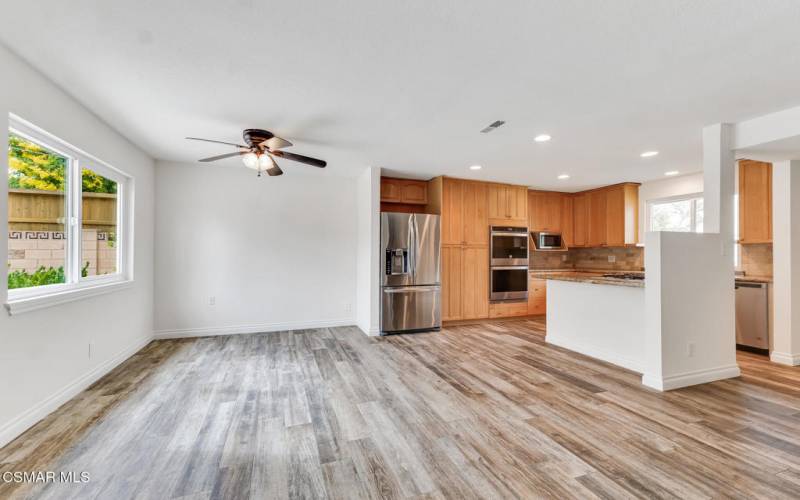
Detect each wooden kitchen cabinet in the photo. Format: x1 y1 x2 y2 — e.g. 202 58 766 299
431 177 490 321
441 178 465 245
528 277 547 315
528 191 563 232
440 178 489 246
441 245 489 321
561 195 574 247
441 246 463 321
462 247 489 319
572 193 589 247
489 300 529 318
462 181 489 246
489 183 528 225
605 183 639 246
380 177 428 205
739 159 772 244
588 189 608 247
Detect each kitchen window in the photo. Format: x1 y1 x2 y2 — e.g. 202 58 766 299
6 114 133 314
648 194 704 233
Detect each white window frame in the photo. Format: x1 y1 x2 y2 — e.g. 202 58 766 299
646 192 704 233
5 114 134 314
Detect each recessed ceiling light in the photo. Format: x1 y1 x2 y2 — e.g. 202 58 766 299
664 170 680 176
640 151 659 158
557 174 570 180
534 134 552 143
469 165 482 170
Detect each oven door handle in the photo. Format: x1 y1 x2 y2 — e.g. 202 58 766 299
491 231 528 237
491 266 530 270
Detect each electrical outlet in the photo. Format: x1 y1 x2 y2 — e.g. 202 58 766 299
608 255 616 263
687 342 696 358
344 302 352 313
209 296 216 306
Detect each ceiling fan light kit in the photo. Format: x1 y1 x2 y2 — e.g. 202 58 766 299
186 128 327 177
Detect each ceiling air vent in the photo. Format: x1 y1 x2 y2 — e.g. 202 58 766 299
480 120 505 134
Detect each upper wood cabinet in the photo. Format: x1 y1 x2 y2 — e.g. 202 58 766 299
528 191 564 232
572 193 589 247
738 160 772 244
439 178 488 246
488 184 527 225
380 177 428 205
462 181 489 245
441 178 465 245
561 195 574 247
587 189 608 247
605 184 639 246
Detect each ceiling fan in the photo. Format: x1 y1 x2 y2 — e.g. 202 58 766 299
186 129 326 177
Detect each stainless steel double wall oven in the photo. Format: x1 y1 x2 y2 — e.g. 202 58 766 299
490 226 529 301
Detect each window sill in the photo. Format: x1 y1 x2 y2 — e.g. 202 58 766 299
5 279 134 316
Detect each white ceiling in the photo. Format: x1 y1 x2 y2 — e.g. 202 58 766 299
2 1 800 191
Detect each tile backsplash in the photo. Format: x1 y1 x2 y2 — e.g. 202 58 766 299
530 246 644 271
740 243 772 277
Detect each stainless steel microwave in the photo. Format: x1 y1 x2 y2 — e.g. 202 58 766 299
532 232 564 250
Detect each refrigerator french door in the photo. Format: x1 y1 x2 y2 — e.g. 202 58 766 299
380 212 441 334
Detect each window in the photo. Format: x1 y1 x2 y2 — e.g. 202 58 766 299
648 194 704 233
7 114 132 310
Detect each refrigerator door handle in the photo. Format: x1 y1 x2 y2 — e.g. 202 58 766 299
410 214 417 278
384 285 441 293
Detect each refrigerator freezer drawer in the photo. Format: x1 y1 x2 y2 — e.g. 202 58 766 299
381 286 441 334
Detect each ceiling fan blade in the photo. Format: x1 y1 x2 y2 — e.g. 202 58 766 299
263 154 284 176
260 136 293 150
198 151 246 162
270 150 327 168
186 137 249 149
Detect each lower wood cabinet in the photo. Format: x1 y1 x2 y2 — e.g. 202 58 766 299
442 245 489 321
442 246 464 321
527 278 546 315
488 300 529 318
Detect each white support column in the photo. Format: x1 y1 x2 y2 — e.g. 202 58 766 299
356 166 381 336
771 160 800 365
641 124 740 390
702 123 736 242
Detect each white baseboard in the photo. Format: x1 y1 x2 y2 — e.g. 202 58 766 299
153 318 355 339
546 334 644 374
356 321 380 336
0 335 152 449
770 351 800 366
642 364 741 391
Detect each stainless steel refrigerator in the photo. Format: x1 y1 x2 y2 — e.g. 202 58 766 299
380 212 441 335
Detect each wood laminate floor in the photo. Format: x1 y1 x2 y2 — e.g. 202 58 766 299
3 318 800 499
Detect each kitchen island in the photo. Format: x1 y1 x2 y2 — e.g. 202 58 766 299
539 271 646 373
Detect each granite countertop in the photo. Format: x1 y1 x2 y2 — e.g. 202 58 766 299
530 269 773 286
735 275 773 284
533 270 645 288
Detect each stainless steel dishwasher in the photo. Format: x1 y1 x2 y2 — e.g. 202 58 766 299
735 281 769 354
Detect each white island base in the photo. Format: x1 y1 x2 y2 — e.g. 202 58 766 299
545 279 646 373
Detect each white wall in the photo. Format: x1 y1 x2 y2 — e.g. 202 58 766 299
643 232 739 390
771 160 800 365
546 280 645 373
356 167 380 335
153 161 357 337
0 44 155 447
638 172 703 241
